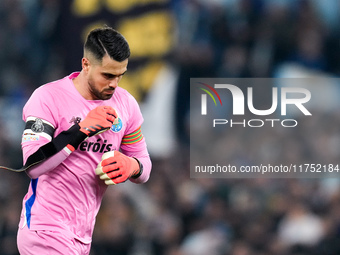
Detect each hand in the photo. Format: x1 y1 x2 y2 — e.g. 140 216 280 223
95 151 141 185
79 106 117 137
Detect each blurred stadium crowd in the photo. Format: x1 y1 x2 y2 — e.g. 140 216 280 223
1 0 340 254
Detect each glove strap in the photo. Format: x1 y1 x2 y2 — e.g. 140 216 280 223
131 157 143 179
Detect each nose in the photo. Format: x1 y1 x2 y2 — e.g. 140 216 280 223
109 78 119 89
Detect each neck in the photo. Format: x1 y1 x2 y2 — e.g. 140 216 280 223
72 71 91 100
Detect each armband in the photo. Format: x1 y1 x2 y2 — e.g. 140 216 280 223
0 124 87 172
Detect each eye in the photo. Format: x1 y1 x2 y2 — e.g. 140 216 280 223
103 73 115 79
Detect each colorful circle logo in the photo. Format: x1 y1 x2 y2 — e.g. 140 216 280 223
111 117 123 133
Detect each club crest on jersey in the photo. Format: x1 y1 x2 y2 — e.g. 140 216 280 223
31 118 44 133
111 117 123 133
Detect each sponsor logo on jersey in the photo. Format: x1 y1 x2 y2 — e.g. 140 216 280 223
78 138 116 153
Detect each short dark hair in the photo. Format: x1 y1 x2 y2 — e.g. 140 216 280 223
84 26 130 62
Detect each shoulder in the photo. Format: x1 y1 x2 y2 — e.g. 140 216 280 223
113 87 144 131
33 75 71 96
31 76 69 101
23 75 73 120
113 87 140 108
115 87 136 101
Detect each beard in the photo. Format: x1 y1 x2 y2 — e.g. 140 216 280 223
88 79 114 100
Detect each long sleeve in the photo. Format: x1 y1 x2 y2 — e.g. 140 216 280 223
25 148 71 179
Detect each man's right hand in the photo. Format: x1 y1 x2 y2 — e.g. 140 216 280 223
79 106 117 137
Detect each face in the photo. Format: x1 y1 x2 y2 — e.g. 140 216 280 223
83 54 128 100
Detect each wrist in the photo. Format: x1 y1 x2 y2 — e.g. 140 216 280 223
68 124 88 149
131 157 143 179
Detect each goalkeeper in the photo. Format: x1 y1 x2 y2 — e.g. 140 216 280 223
16 26 151 254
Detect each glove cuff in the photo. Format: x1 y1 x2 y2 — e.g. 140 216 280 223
68 124 88 149
131 157 143 179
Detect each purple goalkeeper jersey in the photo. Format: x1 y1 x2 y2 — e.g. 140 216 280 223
19 72 151 244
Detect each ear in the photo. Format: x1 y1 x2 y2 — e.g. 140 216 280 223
82 57 90 73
